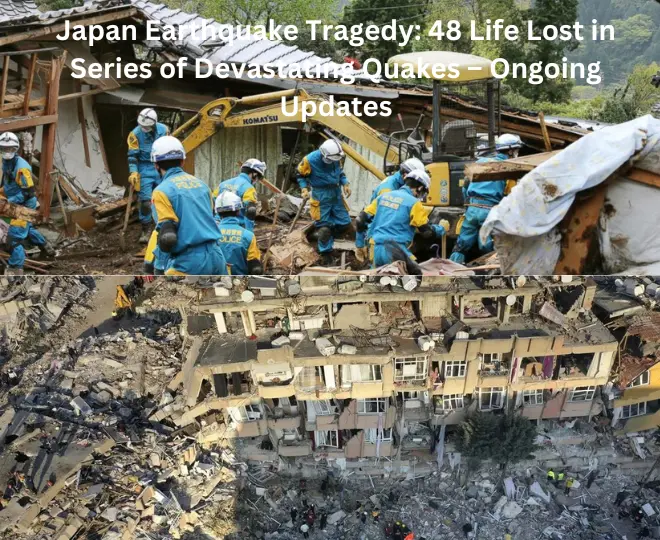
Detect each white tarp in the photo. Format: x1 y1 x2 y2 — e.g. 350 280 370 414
480 115 660 274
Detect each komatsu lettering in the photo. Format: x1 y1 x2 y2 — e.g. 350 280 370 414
243 115 278 125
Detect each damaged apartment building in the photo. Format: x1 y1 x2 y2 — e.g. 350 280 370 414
171 276 619 475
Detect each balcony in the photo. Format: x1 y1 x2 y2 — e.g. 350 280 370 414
477 367 510 386
258 377 296 399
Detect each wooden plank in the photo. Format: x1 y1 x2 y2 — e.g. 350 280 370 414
538 112 552 152
0 198 42 222
627 168 660 190
0 8 138 47
554 183 608 275
22 53 37 116
58 87 110 102
75 81 91 167
0 113 57 130
0 56 9 112
55 173 82 205
465 151 560 181
94 195 136 218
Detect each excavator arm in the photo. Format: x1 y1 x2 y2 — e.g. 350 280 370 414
172 89 399 181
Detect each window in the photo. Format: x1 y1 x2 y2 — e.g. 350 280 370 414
312 400 336 416
282 428 300 441
437 394 464 411
357 398 387 414
444 361 467 378
569 386 596 402
479 387 505 410
483 353 500 363
364 428 393 444
314 430 339 448
628 371 650 388
522 390 544 406
401 392 422 401
622 402 647 419
341 365 382 386
228 404 262 423
394 357 428 381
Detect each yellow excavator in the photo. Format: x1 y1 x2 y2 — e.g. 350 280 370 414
172 51 500 227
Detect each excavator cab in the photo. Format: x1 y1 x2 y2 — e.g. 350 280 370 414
387 51 501 207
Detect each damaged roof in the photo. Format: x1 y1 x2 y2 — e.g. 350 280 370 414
0 0 37 22
616 353 659 390
626 312 660 342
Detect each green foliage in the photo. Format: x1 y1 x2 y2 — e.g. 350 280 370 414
456 411 537 466
37 0 79 11
340 0 429 63
595 63 660 123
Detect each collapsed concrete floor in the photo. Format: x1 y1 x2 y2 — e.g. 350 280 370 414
0 278 658 540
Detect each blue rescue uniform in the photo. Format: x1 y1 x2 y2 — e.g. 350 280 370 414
364 185 445 267
151 167 227 275
213 173 258 232
355 170 405 249
144 230 168 275
297 150 351 254
127 123 169 224
216 216 262 275
2 156 47 269
450 153 509 264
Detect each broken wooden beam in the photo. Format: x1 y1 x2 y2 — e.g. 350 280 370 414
465 151 561 181
0 198 42 222
94 195 136 218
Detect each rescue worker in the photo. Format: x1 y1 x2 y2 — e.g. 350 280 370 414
449 133 522 264
564 476 574 495
547 470 556 483
297 139 352 263
127 108 169 243
355 157 425 263
356 170 449 268
213 158 266 232
0 132 54 275
150 136 227 275
215 191 263 275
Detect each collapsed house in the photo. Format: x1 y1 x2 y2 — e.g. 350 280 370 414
172 275 620 473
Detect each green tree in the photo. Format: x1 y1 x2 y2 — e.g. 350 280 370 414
457 411 537 472
596 63 660 123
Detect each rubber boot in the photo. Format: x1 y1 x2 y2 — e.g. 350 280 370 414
139 223 151 244
39 241 56 258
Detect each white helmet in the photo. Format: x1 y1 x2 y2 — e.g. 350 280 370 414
0 132 19 150
241 158 267 177
151 136 186 163
138 108 158 128
319 139 344 162
215 191 242 213
496 133 522 152
399 157 424 175
405 169 431 190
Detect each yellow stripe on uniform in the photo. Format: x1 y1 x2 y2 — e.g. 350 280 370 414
243 186 258 204
364 198 378 217
165 267 187 276
247 235 261 261
409 201 429 228
16 168 34 189
127 131 139 150
145 230 158 263
9 219 27 228
297 157 312 177
152 190 179 223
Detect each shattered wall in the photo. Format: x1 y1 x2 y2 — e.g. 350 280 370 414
343 141 384 212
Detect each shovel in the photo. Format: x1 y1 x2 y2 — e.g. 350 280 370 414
119 183 135 252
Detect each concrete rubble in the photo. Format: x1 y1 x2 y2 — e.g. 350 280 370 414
0 277 658 539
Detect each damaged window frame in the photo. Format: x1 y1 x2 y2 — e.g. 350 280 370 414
364 427 393 443
341 364 383 386
522 389 544 406
312 400 337 416
569 386 596 402
394 356 428 382
621 402 647 419
228 404 263 422
628 371 650 388
444 360 467 378
357 398 387 414
437 394 465 411
314 429 339 448
478 387 506 410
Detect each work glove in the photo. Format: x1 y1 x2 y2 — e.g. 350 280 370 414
129 172 141 191
439 219 450 234
343 183 352 198
301 187 310 200
355 246 368 264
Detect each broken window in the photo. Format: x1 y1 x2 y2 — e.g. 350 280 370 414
228 404 262 423
394 357 428 382
462 297 498 319
312 400 337 416
436 394 465 411
628 371 650 388
510 296 525 315
622 402 647 419
479 387 505 410
282 428 301 442
569 386 596 402
357 398 387 414
314 430 339 448
444 361 467 378
364 428 393 443
522 389 544 406
401 391 426 409
341 364 382 386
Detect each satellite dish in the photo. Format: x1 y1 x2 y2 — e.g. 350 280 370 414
506 294 517 306
241 290 255 303
516 276 527 288
560 275 573 284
